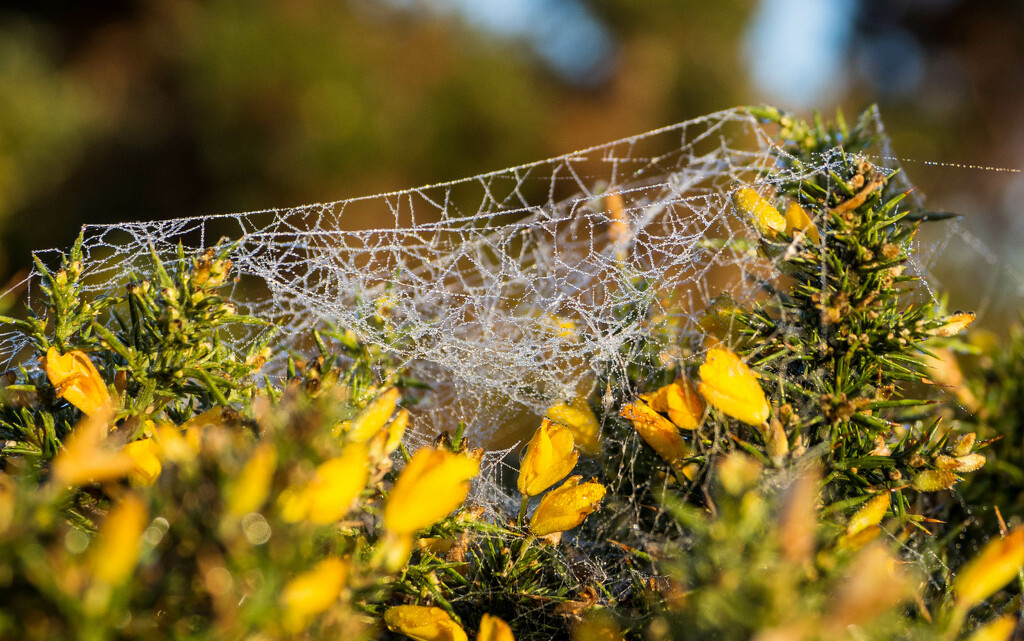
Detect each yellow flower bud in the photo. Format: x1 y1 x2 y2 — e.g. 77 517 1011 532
281 557 348 632
935 453 986 473
620 401 689 464
44 347 112 416
954 527 1024 610
642 379 704 430
385 605 468 641
384 448 479 534
89 493 147 587
783 202 820 244
732 187 785 237
348 388 400 442
952 432 977 458
226 443 277 517
931 311 976 337
846 493 890 536
478 614 515 641
280 443 369 524
911 469 958 492
125 438 162 486
546 398 601 455
697 347 770 426
518 419 579 497
530 476 606 537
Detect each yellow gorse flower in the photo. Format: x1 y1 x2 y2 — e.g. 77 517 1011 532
44 347 111 416
384 605 468 641
530 475 606 537
477 614 515 641
732 187 785 237
783 202 820 243
347 387 400 442
384 447 479 535
620 400 690 464
545 397 601 455
953 526 1024 610
640 378 704 430
518 419 578 497
89 493 147 587
697 347 770 426
125 438 162 486
281 557 348 632
280 442 369 525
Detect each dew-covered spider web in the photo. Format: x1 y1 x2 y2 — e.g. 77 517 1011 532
3 106 1016 446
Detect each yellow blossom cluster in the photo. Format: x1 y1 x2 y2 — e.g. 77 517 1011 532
517 418 606 537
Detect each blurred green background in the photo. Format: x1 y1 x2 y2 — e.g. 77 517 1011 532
2 0 1023 321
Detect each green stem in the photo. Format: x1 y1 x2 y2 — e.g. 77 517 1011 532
517 495 529 527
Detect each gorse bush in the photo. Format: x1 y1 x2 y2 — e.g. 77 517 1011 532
0 107 1021 640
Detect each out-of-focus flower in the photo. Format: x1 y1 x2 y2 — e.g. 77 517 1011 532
573 610 624 641
963 614 1018 641
846 492 890 536
546 398 601 455
783 202 820 244
824 544 913 630
640 379 704 430
281 557 348 632
733 187 785 237
44 347 111 416
717 452 763 496
280 443 369 524
152 423 202 465
477 614 515 641
953 526 1024 610
697 347 770 426
52 410 133 486
384 605 468 641
922 349 979 413
347 387 400 442
226 443 277 517
518 419 578 497
378 530 416 572
604 189 629 245
620 400 689 464
89 493 147 587
384 408 409 455
778 468 819 564
125 438 162 486
530 475 605 536
0 473 13 534
384 447 479 535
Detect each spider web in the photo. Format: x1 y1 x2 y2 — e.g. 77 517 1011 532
2 107 917 443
